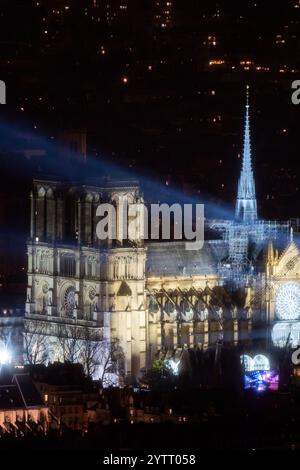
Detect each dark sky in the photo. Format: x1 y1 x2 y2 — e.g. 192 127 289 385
0 0 299 220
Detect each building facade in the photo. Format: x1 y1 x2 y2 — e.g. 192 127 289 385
23 91 299 380
0 373 49 435
25 180 146 378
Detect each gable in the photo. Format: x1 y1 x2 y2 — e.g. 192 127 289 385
274 242 300 278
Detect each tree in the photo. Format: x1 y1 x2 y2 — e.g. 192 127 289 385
79 327 102 378
79 327 125 385
141 358 176 391
57 324 82 363
23 320 48 365
98 338 125 387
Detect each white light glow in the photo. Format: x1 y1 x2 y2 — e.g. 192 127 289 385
276 283 300 320
272 322 291 347
253 354 270 371
0 348 11 365
167 358 180 375
272 322 300 348
291 322 300 347
240 354 254 372
240 354 270 371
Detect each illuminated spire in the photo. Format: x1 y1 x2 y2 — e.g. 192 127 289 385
235 85 258 223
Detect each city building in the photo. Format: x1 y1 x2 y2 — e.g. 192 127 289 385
30 363 110 430
0 373 49 435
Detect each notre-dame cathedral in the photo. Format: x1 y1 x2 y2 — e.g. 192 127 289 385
23 92 300 380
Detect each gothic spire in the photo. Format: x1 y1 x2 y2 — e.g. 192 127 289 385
235 85 258 223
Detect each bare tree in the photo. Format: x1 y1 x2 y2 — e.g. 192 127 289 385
57 324 82 363
23 320 48 365
79 327 125 385
79 327 102 378
98 338 125 387
22 320 126 384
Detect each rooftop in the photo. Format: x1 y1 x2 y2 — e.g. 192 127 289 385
0 374 45 410
146 240 228 277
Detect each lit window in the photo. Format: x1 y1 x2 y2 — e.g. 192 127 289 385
209 60 225 66
253 355 270 371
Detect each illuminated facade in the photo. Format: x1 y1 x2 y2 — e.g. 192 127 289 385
23 91 299 381
235 86 257 224
266 240 300 347
25 180 146 379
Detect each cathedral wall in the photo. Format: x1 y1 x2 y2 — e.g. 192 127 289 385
26 180 147 380
146 274 255 360
25 179 260 381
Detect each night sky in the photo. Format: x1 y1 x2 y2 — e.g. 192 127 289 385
0 0 300 279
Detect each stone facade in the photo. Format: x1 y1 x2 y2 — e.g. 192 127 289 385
25 179 147 378
22 92 298 379
25 177 264 379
